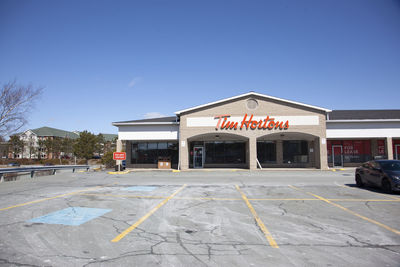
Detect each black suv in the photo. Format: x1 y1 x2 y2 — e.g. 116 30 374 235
355 160 400 193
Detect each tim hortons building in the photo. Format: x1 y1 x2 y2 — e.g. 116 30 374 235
112 92 400 170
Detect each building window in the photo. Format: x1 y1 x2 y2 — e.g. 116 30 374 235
200 141 246 165
327 140 372 163
377 139 385 156
131 142 178 164
283 140 308 163
246 98 258 110
257 141 276 163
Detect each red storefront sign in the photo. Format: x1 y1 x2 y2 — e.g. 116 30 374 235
327 140 371 156
343 140 355 155
377 140 385 155
113 152 126 160
214 114 289 130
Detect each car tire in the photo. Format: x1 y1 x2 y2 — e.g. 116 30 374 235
382 179 392 194
355 174 364 187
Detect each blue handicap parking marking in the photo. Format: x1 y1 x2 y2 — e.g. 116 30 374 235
28 207 111 226
123 186 157 192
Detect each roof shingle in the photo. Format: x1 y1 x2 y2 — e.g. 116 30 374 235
31 127 79 139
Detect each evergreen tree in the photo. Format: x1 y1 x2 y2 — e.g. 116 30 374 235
73 131 97 163
9 135 24 158
95 134 105 157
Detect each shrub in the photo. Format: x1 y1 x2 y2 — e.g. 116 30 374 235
101 151 115 168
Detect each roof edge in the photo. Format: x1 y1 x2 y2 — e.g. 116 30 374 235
327 119 400 123
174 92 331 115
112 122 179 126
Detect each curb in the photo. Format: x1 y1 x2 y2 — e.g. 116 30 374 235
330 168 346 172
107 170 132 175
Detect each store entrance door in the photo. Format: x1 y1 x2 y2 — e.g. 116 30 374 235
332 145 343 167
193 146 204 168
395 145 400 160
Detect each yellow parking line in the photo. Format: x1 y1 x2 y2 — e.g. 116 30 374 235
328 199 400 202
0 182 117 212
111 184 187 243
76 193 400 203
78 194 239 201
235 185 279 248
175 197 241 201
384 195 400 200
339 184 400 200
289 185 400 235
250 198 317 201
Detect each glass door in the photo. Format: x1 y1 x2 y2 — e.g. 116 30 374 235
332 145 343 167
193 146 204 168
395 145 400 160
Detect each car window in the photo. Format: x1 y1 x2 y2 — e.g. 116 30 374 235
370 161 379 169
380 161 400 171
362 162 370 169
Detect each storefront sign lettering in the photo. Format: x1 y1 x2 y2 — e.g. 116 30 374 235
214 114 289 130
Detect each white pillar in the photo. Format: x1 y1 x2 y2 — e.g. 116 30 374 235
387 137 393 160
116 139 123 168
249 137 257 170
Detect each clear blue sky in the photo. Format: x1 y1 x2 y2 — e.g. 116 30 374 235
1 0 399 135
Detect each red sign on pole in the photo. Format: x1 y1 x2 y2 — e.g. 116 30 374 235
113 152 126 160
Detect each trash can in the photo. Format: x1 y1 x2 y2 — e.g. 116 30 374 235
158 157 171 169
114 164 125 171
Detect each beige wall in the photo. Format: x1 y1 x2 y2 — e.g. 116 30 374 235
178 95 328 170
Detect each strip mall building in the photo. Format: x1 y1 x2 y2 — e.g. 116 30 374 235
113 92 400 170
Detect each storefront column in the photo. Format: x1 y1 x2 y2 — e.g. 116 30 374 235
387 137 393 160
249 137 257 170
276 140 283 165
180 139 189 170
116 139 123 167
315 137 329 170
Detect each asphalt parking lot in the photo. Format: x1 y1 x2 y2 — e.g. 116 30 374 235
0 169 399 267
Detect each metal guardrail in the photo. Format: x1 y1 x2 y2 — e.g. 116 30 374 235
0 165 90 182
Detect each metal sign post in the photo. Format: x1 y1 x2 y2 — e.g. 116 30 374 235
113 152 126 172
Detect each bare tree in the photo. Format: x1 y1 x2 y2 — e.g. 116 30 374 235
0 80 43 137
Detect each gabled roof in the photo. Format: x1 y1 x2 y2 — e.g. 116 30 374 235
328 110 400 121
30 127 79 139
174 92 331 115
112 116 178 126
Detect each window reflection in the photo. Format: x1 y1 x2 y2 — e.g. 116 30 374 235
283 140 308 163
131 142 178 164
257 141 276 163
204 141 246 164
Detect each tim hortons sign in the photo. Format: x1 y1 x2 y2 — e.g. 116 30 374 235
214 114 289 130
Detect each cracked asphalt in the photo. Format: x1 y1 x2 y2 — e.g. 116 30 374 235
0 169 399 266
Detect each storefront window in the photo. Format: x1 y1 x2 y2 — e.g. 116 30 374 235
257 141 276 163
283 140 308 163
327 140 372 163
203 141 246 165
377 140 385 156
131 142 178 164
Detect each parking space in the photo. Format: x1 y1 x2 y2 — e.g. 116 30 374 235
0 170 399 266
